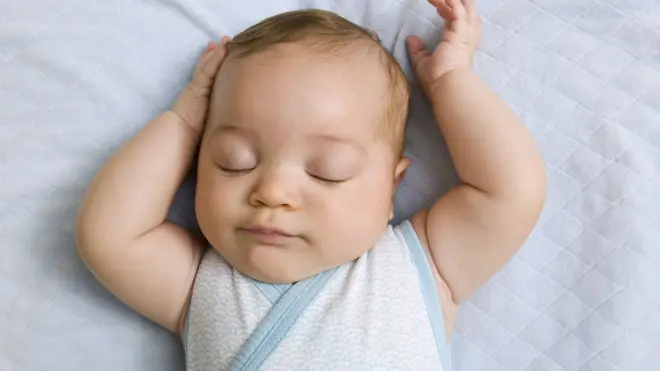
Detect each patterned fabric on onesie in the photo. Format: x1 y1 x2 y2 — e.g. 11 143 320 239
184 221 453 371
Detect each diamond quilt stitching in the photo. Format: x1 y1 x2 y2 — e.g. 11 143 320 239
1 0 659 370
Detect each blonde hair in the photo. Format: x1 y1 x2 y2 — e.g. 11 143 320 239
225 9 410 157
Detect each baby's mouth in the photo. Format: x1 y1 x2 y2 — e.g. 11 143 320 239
238 226 297 246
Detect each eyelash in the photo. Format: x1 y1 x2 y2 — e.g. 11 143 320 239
218 166 253 176
310 174 346 184
217 165 345 184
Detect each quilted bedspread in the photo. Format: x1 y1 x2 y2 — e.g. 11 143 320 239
1 0 659 370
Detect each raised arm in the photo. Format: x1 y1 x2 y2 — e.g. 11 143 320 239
407 0 546 304
75 38 229 333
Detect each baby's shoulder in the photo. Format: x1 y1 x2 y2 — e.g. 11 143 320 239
368 221 422 259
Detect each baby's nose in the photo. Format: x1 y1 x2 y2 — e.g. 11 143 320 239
248 170 300 210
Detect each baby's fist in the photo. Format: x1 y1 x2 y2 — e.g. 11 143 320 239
407 0 481 96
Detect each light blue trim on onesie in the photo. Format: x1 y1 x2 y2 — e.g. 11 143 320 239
399 220 453 370
229 267 338 371
251 281 293 304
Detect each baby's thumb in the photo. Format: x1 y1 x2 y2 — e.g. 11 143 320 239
406 36 430 70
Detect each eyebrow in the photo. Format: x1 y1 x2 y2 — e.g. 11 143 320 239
208 124 252 138
206 125 367 153
311 134 367 154
212 124 243 133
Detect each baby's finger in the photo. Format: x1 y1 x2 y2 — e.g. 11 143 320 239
406 35 431 69
438 3 455 20
452 0 468 19
461 0 479 24
447 0 469 33
200 45 227 81
198 36 230 68
429 0 454 20
188 45 226 93
197 43 219 70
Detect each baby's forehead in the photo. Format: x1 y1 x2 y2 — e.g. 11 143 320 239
214 43 388 119
208 39 406 154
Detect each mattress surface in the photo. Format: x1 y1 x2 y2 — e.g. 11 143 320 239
1 0 659 370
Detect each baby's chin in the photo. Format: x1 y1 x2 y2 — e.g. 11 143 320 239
215 244 341 284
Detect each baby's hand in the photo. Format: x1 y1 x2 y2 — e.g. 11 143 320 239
407 0 481 96
172 36 230 135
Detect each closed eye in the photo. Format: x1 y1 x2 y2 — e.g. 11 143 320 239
217 165 255 176
309 173 347 184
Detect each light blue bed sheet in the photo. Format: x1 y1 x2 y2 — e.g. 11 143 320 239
1 0 659 370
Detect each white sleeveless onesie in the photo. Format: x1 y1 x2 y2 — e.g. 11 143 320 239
184 221 453 370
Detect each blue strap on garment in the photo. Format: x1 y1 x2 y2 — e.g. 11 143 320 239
229 267 338 371
399 220 453 370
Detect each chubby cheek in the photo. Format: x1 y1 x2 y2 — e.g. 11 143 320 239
314 181 392 260
195 167 242 245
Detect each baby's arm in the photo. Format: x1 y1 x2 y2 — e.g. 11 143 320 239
75 39 229 333
407 0 546 304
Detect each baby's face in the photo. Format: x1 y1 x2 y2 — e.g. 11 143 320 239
195 44 408 283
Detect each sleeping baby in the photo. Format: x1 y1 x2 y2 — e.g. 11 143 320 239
76 0 546 369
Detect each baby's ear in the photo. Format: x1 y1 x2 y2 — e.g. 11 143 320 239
394 157 411 188
390 157 411 220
